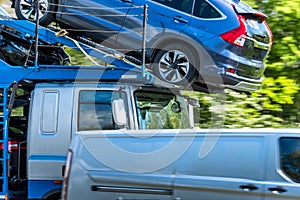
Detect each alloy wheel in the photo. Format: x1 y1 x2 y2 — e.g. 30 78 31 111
158 50 190 83
19 0 49 21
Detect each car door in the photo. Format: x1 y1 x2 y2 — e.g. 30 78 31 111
59 0 133 43
117 0 194 51
263 136 300 200
172 135 265 200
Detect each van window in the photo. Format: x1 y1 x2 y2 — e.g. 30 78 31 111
152 0 194 14
280 138 300 183
135 91 190 129
78 90 128 131
193 0 222 19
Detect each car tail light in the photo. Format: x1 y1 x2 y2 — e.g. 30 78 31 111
227 68 236 74
62 150 73 200
220 15 247 47
0 141 20 151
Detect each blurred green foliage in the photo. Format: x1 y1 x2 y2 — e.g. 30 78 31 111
64 48 107 66
243 0 299 127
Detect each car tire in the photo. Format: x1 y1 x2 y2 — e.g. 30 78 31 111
153 44 197 85
15 0 56 26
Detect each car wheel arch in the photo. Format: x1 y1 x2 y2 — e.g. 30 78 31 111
150 35 204 71
148 36 203 85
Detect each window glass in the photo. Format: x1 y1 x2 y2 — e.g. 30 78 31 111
135 90 190 129
78 90 128 131
193 0 222 18
152 0 194 14
280 137 300 183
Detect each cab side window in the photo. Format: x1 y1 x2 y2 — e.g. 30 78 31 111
280 138 300 183
193 0 222 18
152 0 194 14
78 90 128 131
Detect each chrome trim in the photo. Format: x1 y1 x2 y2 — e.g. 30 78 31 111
246 36 272 51
222 81 261 91
91 185 173 195
220 72 263 91
226 71 264 83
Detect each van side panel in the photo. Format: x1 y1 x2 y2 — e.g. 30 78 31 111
173 134 266 200
66 131 267 200
27 85 74 198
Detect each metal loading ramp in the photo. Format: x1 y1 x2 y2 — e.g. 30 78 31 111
0 19 153 84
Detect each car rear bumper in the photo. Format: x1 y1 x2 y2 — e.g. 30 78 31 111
221 72 263 92
195 64 263 93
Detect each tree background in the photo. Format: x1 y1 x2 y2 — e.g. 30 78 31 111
197 0 300 128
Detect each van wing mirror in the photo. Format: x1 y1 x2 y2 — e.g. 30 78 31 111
187 97 200 128
188 97 200 107
112 99 127 126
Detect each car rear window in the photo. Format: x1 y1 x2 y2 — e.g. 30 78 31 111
280 137 300 183
193 0 222 18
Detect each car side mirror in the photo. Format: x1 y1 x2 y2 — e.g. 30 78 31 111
112 99 127 126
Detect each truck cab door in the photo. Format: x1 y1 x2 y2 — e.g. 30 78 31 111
27 85 74 198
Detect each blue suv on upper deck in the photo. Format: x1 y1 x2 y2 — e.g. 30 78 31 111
11 0 272 92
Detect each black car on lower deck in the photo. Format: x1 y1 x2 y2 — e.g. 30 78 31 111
0 6 69 66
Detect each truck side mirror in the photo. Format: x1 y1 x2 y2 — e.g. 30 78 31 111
188 97 200 128
112 99 127 126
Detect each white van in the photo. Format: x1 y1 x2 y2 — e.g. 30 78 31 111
62 129 300 200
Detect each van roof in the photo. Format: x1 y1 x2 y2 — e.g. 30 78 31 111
193 128 300 135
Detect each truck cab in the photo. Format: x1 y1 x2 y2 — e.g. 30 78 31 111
3 76 196 199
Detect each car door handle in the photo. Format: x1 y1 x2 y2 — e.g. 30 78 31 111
120 0 132 3
268 186 287 194
173 16 188 24
239 184 259 192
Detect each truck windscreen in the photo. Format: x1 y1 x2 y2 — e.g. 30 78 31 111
135 91 190 129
